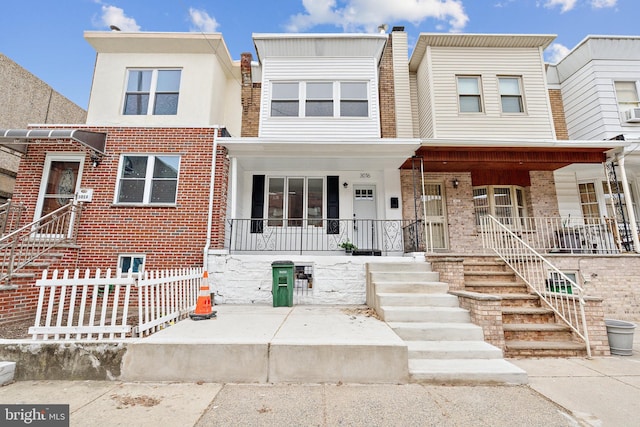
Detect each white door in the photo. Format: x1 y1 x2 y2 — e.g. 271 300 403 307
353 185 377 250
34 155 84 224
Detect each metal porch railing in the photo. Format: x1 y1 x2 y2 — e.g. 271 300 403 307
490 216 633 255
480 215 591 357
0 201 83 285
0 199 26 236
227 218 425 254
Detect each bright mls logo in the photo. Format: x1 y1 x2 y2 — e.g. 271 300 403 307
1 404 69 426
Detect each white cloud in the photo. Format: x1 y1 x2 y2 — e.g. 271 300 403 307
98 4 140 31
590 0 617 8
545 43 571 63
539 0 578 13
189 8 219 32
287 0 469 33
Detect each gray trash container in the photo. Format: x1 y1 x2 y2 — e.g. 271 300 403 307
605 319 636 356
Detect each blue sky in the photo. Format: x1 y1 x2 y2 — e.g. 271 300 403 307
0 0 637 110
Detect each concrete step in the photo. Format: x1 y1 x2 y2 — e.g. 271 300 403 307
376 293 459 307
407 340 503 360
408 358 528 385
370 271 440 282
380 306 470 323
373 281 449 294
505 340 587 358
388 322 485 341
368 262 432 273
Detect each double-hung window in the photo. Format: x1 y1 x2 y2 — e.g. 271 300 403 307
473 185 526 227
271 81 368 117
340 82 368 117
457 76 483 113
267 177 324 227
271 82 300 117
123 69 181 115
499 76 524 113
116 155 180 205
614 81 640 113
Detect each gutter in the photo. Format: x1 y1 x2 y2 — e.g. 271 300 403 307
203 127 220 269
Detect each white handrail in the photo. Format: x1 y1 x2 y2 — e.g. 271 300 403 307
480 215 592 358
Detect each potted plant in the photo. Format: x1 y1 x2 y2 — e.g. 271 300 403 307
339 239 357 254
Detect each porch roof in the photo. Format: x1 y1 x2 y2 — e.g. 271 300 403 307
404 138 627 172
0 128 107 155
219 137 421 171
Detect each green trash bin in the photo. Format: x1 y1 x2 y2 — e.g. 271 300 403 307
271 261 294 307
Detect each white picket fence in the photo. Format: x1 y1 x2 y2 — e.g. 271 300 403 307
29 267 202 340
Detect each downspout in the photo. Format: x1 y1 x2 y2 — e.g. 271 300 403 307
617 155 640 253
203 126 220 269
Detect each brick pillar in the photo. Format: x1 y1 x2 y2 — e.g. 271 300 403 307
549 89 569 140
378 33 396 138
240 53 260 137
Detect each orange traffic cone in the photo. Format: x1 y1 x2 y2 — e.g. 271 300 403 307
189 271 217 320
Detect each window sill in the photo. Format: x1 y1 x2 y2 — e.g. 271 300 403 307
111 203 177 208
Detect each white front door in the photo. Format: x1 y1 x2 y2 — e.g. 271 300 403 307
34 154 84 222
422 182 448 250
353 185 377 250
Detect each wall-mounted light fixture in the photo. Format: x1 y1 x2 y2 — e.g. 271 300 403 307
343 182 349 188
452 178 459 189
90 153 102 167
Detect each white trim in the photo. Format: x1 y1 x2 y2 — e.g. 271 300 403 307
33 153 86 223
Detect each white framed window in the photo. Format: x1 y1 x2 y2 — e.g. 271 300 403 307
340 82 368 117
614 81 640 112
123 69 181 115
267 177 324 227
306 82 334 117
457 76 483 113
578 182 601 219
498 76 524 113
546 271 577 294
116 155 180 205
473 185 527 226
118 254 146 275
270 81 369 118
271 82 300 117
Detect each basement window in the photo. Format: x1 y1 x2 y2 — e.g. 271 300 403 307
545 271 576 294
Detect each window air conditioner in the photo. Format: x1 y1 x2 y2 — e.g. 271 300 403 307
624 108 640 123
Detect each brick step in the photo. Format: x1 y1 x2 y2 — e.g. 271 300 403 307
502 307 556 324
504 340 587 358
465 282 528 294
499 293 540 307
464 271 517 282
503 323 573 341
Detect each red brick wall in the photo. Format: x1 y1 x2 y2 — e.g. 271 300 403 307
2 126 229 324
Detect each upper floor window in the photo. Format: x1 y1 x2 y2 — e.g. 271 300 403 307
498 77 524 113
614 81 640 112
270 81 368 118
123 69 181 115
457 76 483 113
116 155 180 205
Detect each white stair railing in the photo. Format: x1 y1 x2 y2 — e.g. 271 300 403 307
480 215 592 358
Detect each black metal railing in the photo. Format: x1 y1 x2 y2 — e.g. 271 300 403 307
227 218 425 254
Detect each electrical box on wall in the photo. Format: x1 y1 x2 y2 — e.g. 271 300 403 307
390 197 399 209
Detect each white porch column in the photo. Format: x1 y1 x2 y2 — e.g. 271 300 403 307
230 157 238 220
617 155 640 253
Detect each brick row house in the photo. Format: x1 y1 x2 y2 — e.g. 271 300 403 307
1 29 638 352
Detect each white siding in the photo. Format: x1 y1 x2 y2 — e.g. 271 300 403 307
415 51 435 138
424 47 555 140
561 60 640 140
409 73 421 138
391 32 414 138
554 171 583 218
259 57 380 138
87 52 236 127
